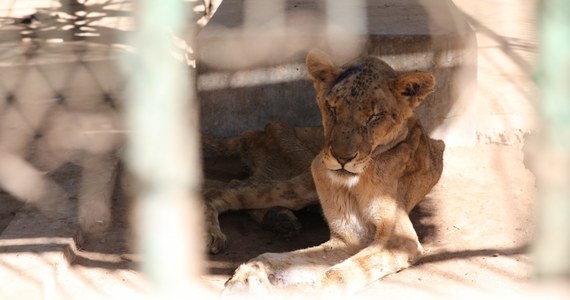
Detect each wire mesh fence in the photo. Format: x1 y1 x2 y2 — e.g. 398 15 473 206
0 0 130 219
0 0 206 297
0 0 567 299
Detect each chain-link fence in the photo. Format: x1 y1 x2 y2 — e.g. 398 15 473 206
0 0 130 223
0 0 568 299
0 0 206 297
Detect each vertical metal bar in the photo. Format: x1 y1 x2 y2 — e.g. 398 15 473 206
534 0 570 278
123 0 203 296
325 0 366 62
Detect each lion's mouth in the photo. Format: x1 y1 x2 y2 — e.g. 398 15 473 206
331 168 358 177
327 168 361 187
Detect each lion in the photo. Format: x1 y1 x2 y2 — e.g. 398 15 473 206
202 122 324 253
218 49 445 294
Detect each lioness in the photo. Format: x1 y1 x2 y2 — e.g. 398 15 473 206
221 50 445 294
202 121 324 253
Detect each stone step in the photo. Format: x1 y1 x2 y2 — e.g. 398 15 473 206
196 0 478 146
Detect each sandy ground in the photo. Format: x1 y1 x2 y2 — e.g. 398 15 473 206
0 144 539 299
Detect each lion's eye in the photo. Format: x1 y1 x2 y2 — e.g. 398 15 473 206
367 112 386 124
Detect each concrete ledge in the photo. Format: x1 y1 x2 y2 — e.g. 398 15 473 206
197 0 477 145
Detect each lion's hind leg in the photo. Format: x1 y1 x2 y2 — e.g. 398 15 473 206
203 173 318 253
248 207 302 239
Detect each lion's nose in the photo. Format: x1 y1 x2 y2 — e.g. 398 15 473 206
332 152 357 166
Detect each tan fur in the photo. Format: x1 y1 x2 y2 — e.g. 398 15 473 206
202 122 323 253
222 50 445 294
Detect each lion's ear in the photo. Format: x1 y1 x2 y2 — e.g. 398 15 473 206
306 49 339 89
392 72 435 109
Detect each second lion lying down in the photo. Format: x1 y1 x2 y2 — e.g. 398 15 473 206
203 49 445 294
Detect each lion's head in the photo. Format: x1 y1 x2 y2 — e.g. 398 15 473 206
306 50 435 185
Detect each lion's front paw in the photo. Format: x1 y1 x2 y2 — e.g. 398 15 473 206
203 201 227 254
223 262 274 296
260 207 302 238
206 226 227 254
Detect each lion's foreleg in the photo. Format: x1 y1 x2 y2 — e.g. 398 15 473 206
223 238 356 294
317 209 423 294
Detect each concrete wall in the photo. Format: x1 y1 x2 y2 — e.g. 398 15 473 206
196 0 478 146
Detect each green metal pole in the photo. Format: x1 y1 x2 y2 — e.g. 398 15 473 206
123 0 204 296
534 0 570 278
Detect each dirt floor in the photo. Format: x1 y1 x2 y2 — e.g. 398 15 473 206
0 143 547 299
203 144 537 294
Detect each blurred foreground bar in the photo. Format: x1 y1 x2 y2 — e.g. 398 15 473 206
533 0 570 279
125 0 204 296
196 0 477 146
